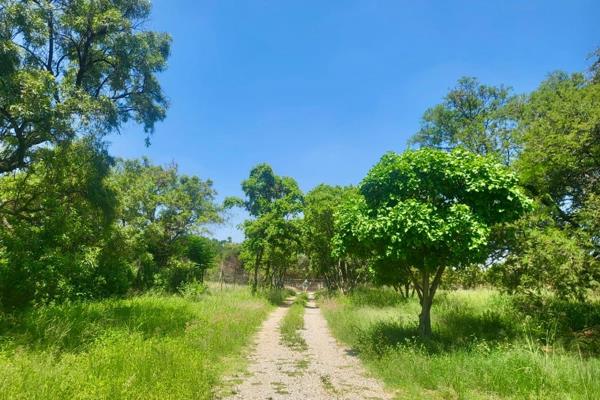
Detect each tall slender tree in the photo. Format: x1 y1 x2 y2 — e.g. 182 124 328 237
226 164 303 294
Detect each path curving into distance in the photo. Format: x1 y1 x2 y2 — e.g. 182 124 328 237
221 293 393 400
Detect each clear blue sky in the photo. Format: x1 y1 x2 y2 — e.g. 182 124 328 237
109 0 600 242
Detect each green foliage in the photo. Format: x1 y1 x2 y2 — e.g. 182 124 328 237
410 77 521 165
0 288 273 399
110 158 222 290
490 210 599 300
494 71 600 298
303 184 345 279
0 0 171 174
302 184 366 291
258 287 295 305
0 146 221 309
345 286 406 308
516 72 600 216
0 139 132 309
334 148 530 336
228 163 303 293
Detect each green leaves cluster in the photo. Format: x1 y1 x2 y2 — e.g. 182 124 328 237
409 56 600 300
0 0 170 173
410 77 521 165
0 140 222 309
110 158 222 290
227 164 303 293
333 148 530 336
303 184 367 292
335 149 530 268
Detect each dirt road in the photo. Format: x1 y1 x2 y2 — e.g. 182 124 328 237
222 294 392 400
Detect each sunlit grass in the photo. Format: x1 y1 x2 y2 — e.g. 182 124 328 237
320 287 600 399
280 293 307 350
0 287 277 400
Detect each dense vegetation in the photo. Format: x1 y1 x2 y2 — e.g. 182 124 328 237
0 1 225 309
1 0 599 398
320 288 600 399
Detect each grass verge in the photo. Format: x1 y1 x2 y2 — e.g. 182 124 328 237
0 286 278 400
320 287 600 399
280 293 308 350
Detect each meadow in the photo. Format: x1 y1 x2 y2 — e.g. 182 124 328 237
0 286 280 400
319 288 600 400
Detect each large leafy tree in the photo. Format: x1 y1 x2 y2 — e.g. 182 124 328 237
0 0 170 174
110 159 222 289
499 71 600 298
516 72 600 221
334 148 530 337
410 77 520 165
227 164 303 294
0 138 131 309
303 184 368 292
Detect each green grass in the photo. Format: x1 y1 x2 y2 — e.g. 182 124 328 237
0 286 278 400
280 293 308 350
320 287 600 399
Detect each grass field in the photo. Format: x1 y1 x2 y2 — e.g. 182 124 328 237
320 288 600 399
0 286 278 400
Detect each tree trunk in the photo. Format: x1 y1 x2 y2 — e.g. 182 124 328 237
413 266 446 338
418 291 433 337
252 248 263 295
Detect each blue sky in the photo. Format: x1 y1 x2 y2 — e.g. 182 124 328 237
108 0 600 242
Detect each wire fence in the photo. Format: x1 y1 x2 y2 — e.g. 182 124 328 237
205 274 325 291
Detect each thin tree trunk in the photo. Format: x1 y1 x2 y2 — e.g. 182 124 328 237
252 248 263 295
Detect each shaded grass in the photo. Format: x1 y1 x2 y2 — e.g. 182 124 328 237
0 287 277 399
320 288 600 399
280 293 307 350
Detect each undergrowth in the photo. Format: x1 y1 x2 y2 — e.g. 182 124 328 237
320 287 600 399
0 286 278 400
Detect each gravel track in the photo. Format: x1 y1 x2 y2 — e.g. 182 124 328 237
222 294 392 400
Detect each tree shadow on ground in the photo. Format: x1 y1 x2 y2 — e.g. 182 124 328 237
355 309 518 355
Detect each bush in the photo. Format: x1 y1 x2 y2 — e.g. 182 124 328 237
178 281 209 300
159 259 205 292
260 287 295 305
512 293 600 354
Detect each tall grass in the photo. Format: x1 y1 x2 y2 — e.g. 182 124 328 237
0 287 276 399
320 287 600 399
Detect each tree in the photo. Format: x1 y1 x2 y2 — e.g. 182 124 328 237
0 0 170 174
0 138 131 309
591 47 600 83
410 77 520 165
334 148 530 337
110 159 222 289
226 164 303 294
516 72 600 222
496 71 600 298
184 235 217 281
303 184 368 292
489 209 599 301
